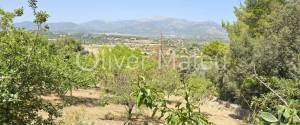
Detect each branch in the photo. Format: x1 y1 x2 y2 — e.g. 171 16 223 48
253 65 288 106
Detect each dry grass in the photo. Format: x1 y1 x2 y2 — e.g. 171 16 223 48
43 88 245 125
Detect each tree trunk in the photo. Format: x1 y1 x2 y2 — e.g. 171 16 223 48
70 85 73 97
127 104 134 121
124 103 134 125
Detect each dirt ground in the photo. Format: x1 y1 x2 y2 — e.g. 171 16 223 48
43 88 245 125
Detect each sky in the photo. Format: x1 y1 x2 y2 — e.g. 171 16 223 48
0 0 242 23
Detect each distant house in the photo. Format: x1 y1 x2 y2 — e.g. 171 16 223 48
48 39 57 42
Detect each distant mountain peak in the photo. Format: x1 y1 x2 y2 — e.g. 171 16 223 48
15 18 227 40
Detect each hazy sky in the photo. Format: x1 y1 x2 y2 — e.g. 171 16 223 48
1 0 242 23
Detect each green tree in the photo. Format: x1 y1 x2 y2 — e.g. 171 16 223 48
152 68 181 98
135 69 211 125
222 0 299 105
0 1 82 124
202 40 228 60
0 28 63 124
97 45 145 124
49 37 96 96
28 0 49 31
200 40 228 102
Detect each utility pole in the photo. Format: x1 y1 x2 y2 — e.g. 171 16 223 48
160 32 164 65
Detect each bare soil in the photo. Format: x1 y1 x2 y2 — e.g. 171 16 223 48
43 88 245 125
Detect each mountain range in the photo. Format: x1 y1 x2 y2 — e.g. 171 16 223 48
15 17 228 40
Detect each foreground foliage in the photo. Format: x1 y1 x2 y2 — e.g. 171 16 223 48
222 0 299 114
256 105 300 125
134 70 212 125
221 0 300 124
0 1 84 124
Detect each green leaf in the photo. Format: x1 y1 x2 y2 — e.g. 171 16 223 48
259 112 278 123
146 89 151 96
292 115 300 123
277 105 285 116
136 91 143 107
283 109 291 119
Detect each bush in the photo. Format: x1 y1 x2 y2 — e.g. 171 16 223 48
104 112 115 120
